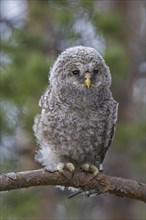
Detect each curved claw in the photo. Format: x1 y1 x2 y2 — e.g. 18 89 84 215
66 162 75 172
81 163 90 172
57 162 75 173
90 165 99 176
57 162 65 173
81 163 99 176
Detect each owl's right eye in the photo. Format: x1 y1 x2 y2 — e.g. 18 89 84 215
72 70 80 75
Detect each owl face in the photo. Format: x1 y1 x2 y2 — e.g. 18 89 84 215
50 46 111 91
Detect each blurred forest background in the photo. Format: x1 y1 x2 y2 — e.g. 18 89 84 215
0 0 145 219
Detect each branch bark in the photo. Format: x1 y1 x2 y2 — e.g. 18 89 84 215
0 169 145 203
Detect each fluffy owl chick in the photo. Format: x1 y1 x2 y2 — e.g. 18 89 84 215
33 46 118 174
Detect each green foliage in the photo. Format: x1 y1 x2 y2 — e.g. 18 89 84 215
14 30 44 51
1 157 18 173
53 7 72 25
1 189 40 219
1 51 51 133
1 26 55 135
80 0 94 11
93 12 123 38
115 122 145 148
1 51 50 101
28 0 49 21
114 122 145 174
0 106 12 135
49 0 69 6
104 44 129 84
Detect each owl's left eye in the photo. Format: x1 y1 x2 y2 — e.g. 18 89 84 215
72 70 80 75
93 69 99 74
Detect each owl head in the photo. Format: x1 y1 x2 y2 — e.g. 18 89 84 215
49 46 111 91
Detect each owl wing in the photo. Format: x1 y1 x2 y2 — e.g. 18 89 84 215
39 85 52 109
100 101 118 164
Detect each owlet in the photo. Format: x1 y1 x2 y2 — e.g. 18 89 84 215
33 46 118 175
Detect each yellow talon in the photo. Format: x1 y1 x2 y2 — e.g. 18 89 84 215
90 165 99 176
66 162 75 172
81 163 90 171
57 162 65 173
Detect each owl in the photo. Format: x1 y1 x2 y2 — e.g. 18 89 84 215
33 46 118 175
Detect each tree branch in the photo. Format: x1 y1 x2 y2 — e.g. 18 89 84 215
0 169 145 203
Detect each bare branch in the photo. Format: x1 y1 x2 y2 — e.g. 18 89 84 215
0 169 145 203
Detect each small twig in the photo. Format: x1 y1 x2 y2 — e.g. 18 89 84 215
68 190 84 199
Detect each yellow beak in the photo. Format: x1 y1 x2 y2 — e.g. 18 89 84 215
84 73 91 89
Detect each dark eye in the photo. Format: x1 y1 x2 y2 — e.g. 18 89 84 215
93 69 99 74
72 70 80 75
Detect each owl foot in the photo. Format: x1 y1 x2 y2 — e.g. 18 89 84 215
81 163 99 176
90 165 99 176
81 163 90 172
57 162 75 173
66 162 75 172
57 162 75 179
57 162 65 173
